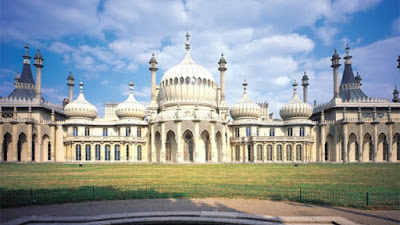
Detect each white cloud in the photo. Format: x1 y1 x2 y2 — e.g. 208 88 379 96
392 18 400 34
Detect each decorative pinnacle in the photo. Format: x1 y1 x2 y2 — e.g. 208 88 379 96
129 81 134 93
185 31 190 51
23 43 31 60
292 79 298 92
243 79 248 93
345 44 350 56
79 79 84 93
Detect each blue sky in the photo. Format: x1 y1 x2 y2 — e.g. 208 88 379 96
1 0 399 117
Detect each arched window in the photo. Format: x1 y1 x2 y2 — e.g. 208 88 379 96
266 145 272 161
48 142 51 161
126 127 131 137
269 128 275 137
85 127 90 136
287 128 293 136
369 140 373 161
397 136 400 161
137 145 142 161
103 128 108 136
85 145 91 161
73 127 78 136
257 144 263 161
105 145 110 161
286 145 292 161
324 142 329 161
137 128 141 137
126 145 130 161
355 142 359 161
299 127 305 136
235 128 240 137
32 137 35 161
75 144 81 161
235 146 240 161
296 145 302 161
277 145 282 161
115 145 120 161
247 145 251 161
95 144 101 161
246 127 251 137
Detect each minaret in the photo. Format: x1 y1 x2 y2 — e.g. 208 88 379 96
218 53 227 102
34 49 44 99
393 85 399 102
301 71 309 103
67 71 75 103
355 71 362 87
331 49 341 98
149 53 158 102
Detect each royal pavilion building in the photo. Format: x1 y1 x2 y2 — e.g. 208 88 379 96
1 34 399 163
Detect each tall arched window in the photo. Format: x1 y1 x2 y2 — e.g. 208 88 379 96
75 144 81 161
270 128 275 137
276 145 282 161
355 142 359 161
235 146 240 161
48 142 51 161
246 127 251 137
257 144 263 161
73 127 78 136
126 145 130 161
286 145 292 161
266 145 272 161
369 140 373 161
103 128 108 136
105 145 110 161
235 128 240 137
95 144 101 161
137 145 142 161
299 127 305 136
296 145 302 161
85 145 91 161
32 137 35 161
137 128 142 137
115 145 120 161
126 127 131 137
397 136 400 161
324 142 329 161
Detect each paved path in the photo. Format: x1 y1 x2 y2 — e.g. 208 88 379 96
1 198 399 225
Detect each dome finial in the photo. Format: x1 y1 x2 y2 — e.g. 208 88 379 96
292 79 298 92
129 81 134 94
79 79 84 93
185 31 190 51
243 79 248 94
344 44 352 64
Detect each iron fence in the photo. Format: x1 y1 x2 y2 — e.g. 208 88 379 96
0 184 399 208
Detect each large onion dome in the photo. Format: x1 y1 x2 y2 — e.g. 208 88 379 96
64 80 98 119
158 32 217 109
115 82 146 119
279 81 312 120
230 80 261 120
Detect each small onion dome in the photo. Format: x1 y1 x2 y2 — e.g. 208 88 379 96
279 80 312 120
332 49 340 59
64 80 97 119
230 80 261 119
149 53 157 64
115 82 146 119
34 49 42 59
219 53 226 64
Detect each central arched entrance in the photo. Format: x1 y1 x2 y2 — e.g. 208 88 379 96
183 130 194 162
3 133 12 162
166 130 177 162
200 130 210 162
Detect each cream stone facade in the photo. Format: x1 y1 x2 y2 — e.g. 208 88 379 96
1 37 399 163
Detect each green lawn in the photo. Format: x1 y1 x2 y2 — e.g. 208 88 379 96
1 163 399 193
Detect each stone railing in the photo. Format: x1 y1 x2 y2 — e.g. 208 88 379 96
230 135 314 143
64 135 147 143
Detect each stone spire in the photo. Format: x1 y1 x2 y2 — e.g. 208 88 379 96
34 49 44 99
218 53 227 101
67 71 75 103
149 53 158 103
331 49 341 99
393 85 399 102
185 31 190 52
343 44 352 65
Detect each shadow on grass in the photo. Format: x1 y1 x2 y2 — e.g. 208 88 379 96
0 185 398 210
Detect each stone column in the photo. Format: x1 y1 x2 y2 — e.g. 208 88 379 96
110 144 115 162
283 144 286 162
342 124 348 163
177 122 183 163
320 126 325 162
302 143 306 163
226 125 231 162
210 123 217 162
232 145 236 162
388 123 393 162
82 143 86 162
150 124 156 162
253 143 257 162
91 144 95 162
241 142 245 162
373 123 378 162
160 123 166 162
194 122 199 162
37 125 42 162
334 125 339 162
358 124 363 162
272 143 276 162
50 125 55 161
12 123 18 161
263 144 267 163
0 121 3 161
27 123 32 162
221 125 227 162
293 143 296 162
